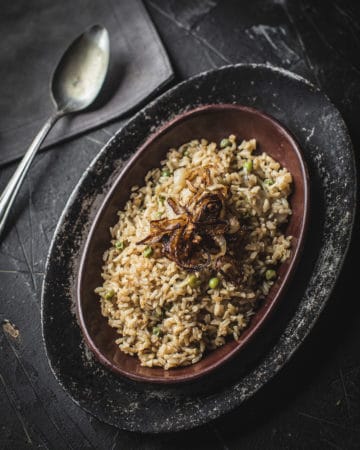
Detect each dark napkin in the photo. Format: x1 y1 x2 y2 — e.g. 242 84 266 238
0 0 173 166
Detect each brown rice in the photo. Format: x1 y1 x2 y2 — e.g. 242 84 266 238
95 135 292 369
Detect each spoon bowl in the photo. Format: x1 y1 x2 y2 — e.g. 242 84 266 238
52 25 110 112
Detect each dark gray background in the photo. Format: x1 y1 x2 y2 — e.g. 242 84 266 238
1 0 359 449
0 0 173 165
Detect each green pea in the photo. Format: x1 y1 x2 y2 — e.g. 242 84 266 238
265 269 276 281
188 274 200 288
183 149 190 156
115 241 125 250
264 179 274 185
152 326 162 336
243 160 253 173
161 168 171 177
220 138 230 148
208 277 220 289
105 289 115 300
143 246 153 258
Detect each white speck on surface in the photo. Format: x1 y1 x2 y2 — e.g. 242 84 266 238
245 25 299 66
306 127 315 142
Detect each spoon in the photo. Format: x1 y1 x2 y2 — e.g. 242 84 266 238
0 24 110 237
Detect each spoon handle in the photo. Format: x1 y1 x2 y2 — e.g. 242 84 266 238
0 112 62 237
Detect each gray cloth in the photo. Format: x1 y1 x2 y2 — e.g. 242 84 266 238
0 0 173 166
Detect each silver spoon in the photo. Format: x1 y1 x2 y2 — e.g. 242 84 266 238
0 24 110 237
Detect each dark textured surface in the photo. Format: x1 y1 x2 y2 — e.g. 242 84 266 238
0 0 173 166
1 0 360 448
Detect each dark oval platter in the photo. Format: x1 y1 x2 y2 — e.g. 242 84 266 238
77 104 309 384
42 64 356 433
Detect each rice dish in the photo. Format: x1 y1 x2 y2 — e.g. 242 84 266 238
96 135 292 369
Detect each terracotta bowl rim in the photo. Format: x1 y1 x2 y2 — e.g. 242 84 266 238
76 103 310 384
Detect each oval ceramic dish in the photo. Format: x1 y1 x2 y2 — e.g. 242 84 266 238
42 64 356 433
77 104 309 384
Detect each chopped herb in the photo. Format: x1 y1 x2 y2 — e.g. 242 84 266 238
188 274 201 288
115 241 125 250
208 277 220 289
143 246 153 258
152 326 161 336
159 195 166 204
264 179 274 185
220 138 230 148
243 160 253 173
105 289 115 300
265 269 276 281
182 144 190 156
156 212 163 219
161 168 171 177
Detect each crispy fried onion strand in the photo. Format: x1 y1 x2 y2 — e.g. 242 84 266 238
137 173 243 282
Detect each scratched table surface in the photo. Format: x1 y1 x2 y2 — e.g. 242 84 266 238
1 1 359 449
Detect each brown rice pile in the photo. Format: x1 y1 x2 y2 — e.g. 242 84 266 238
95 135 292 369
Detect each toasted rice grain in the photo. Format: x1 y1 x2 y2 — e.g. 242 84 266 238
95 136 292 369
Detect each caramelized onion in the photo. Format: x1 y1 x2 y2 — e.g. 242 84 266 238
137 169 243 282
